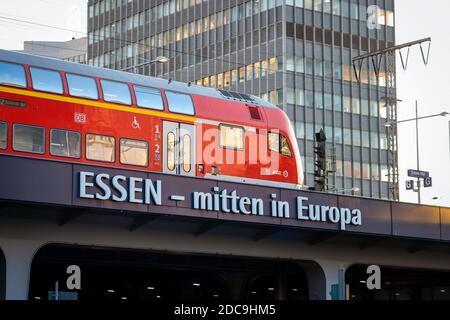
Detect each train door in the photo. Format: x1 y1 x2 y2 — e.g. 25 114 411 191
162 121 195 177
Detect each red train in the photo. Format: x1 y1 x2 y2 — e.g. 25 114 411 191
0 49 303 188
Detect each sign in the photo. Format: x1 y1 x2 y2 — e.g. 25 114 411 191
424 176 433 188
407 169 429 179
405 180 414 190
74 112 87 124
78 171 362 231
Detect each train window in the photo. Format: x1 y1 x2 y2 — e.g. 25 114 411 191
268 132 279 153
134 85 164 110
50 129 81 158
165 91 195 115
280 135 292 157
86 134 115 162
0 61 27 88
219 124 244 150
0 121 6 149
30 67 63 94
269 132 292 157
120 138 148 166
66 74 99 100
182 134 191 173
12 124 45 154
100 80 131 105
167 132 175 171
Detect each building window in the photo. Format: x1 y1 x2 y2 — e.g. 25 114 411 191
134 86 164 110
120 138 148 166
0 121 7 149
295 122 304 139
86 134 115 162
362 163 370 180
66 74 98 100
371 132 379 149
0 61 27 88
217 73 223 88
353 162 361 179
50 129 81 158
30 67 63 94
381 165 389 182
165 91 195 115
13 124 45 154
219 124 244 150
100 80 131 105
343 129 351 145
352 129 361 146
380 133 388 150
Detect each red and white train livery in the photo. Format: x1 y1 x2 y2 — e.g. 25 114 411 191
0 49 303 188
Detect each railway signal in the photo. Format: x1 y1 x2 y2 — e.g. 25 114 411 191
314 129 327 192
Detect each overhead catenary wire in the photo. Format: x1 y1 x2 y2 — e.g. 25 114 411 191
0 13 385 87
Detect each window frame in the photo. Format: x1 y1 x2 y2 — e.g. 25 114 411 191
133 85 164 110
49 128 82 159
29 66 64 95
100 79 132 105
85 133 116 163
12 123 46 154
0 60 28 88
0 121 7 150
219 123 245 150
65 73 99 100
164 90 196 115
119 137 149 167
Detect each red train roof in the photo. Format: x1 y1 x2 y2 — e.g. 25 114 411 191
0 49 277 109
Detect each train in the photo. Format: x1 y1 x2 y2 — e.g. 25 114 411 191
0 49 303 188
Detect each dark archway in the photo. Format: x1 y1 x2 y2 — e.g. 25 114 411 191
346 264 450 300
29 244 312 300
244 271 309 300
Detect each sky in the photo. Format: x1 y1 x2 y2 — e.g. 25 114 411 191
395 0 450 207
0 0 449 207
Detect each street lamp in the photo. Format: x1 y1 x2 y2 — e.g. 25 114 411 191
335 187 360 194
384 100 449 204
324 186 360 194
304 185 360 195
384 111 449 128
120 56 169 73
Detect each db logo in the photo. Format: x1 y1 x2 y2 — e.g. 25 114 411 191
74 112 87 124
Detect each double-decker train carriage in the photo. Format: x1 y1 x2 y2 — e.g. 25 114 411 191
0 49 303 188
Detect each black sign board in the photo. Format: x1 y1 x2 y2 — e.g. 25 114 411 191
407 169 429 179
406 180 414 190
424 176 433 188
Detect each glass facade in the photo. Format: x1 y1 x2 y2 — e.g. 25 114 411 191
87 0 396 199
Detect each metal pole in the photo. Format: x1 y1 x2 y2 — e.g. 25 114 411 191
55 280 59 301
416 101 421 204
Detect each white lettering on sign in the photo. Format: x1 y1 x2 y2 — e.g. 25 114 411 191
296 196 362 230
77 172 362 230
79 171 161 205
192 187 263 216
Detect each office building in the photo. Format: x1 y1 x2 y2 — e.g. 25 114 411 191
87 0 396 199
